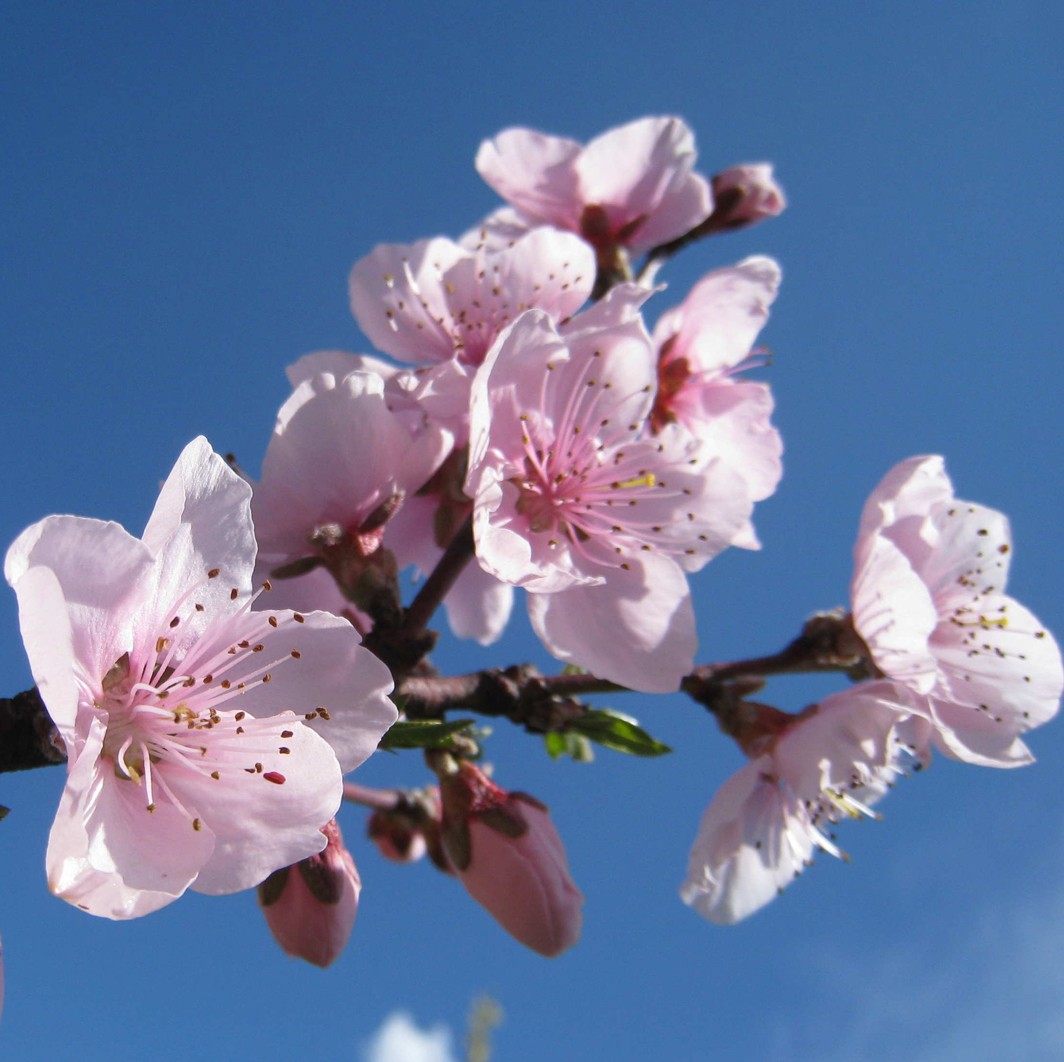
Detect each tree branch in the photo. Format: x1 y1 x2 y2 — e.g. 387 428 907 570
362 514 476 679
0 687 66 772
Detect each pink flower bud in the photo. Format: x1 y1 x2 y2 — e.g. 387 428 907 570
367 787 448 870
257 819 361 968
709 163 786 230
439 762 583 957
368 809 429 863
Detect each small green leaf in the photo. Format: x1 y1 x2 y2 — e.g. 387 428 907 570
569 709 672 757
378 718 477 750
544 731 595 762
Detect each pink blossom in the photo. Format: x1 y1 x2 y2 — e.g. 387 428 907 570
252 367 452 625
465 307 754 692
258 818 361 968
4 438 397 919
350 229 594 369
348 229 593 454
474 116 712 256
709 163 787 230
348 227 591 370
650 256 783 548
851 456 1062 767
681 682 931 924
438 761 582 957
256 358 512 644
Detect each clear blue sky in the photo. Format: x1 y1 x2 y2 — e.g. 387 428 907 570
2 2 1061 1059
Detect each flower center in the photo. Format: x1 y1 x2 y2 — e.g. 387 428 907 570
89 571 308 818
513 453 582 535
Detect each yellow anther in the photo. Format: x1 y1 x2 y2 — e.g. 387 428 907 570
954 614 1008 630
823 789 879 821
613 473 656 490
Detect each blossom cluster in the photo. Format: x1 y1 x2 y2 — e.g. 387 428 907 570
681 456 1062 922
2 113 1058 988
260 117 784 695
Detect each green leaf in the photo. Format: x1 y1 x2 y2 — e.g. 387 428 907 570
544 731 595 763
569 709 672 757
378 718 477 750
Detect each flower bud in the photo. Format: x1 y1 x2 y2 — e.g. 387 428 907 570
438 762 583 957
367 787 450 872
257 819 360 968
368 808 428 863
709 163 786 230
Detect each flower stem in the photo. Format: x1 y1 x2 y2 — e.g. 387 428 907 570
402 514 476 638
342 781 405 811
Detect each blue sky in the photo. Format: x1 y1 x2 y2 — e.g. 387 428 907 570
2 2 1061 1059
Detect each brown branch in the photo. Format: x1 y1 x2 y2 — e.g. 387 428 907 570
0 687 66 772
399 665 621 734
686 609 868 684
362 515 476 679
401 514 476 638
398 610 872 735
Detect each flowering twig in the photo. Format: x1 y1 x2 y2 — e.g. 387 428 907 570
638 167 786 280
638 200 740 280
0 611 873 773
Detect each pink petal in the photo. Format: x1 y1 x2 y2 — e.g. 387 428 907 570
142 437 255 568
652 256 781 376
856 455 952 549
176 607 396 774
475 128 583 229
46 717 208 918
681 756 816 925
350 238 468 364
5 518 153 727
459 205 536 252
576 116 711 250
528 554 696 692
928 593 1061 753
253 370 451 561
851 535 940 692
181 716 344 895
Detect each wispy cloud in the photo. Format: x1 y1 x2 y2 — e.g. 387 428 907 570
774 817 1064 1062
